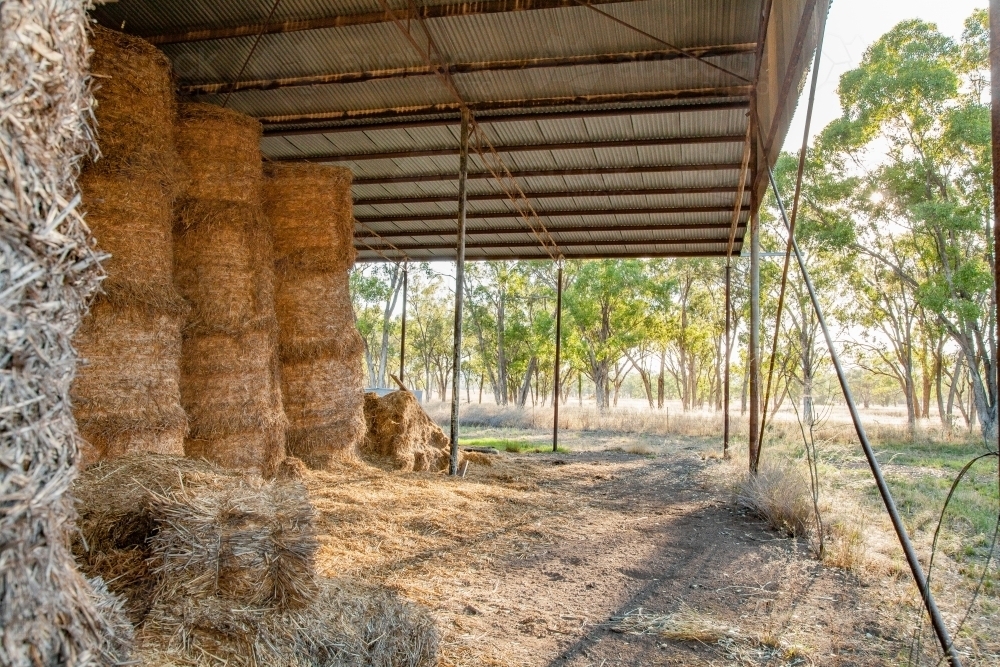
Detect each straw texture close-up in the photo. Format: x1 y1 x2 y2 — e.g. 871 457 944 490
266 163 364 469
174 103 286 477
0 2 132 664
72 24 187 466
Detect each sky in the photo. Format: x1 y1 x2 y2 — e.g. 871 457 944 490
782 0 987 152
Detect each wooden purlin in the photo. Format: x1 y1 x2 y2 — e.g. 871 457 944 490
354 186 739 206
353 162 745 185
356 222 748 239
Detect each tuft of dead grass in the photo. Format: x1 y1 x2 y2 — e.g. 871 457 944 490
735 462 814 537
612 606 735 643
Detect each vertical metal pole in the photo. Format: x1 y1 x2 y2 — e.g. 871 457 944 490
399 263 408 385
449 108 470 476
748 207 761 472
724 260 732 458
552 263 564 452
990 0 1000 450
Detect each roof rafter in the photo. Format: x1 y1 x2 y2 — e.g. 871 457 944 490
355 221 747 239
356 249 736 261
264 100 748 137
140 0 637 45
354 185 740 206
258 86 751 125
355 204 750 224
361 237 734 252
181 44 756 95
280 134 744 163
353 162 744 185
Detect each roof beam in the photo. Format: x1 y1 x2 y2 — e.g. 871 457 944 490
141 0 636 45
356 249 733 261
361 237 733 252
181 44 756 95
279 134 743 163
356 205 750 224
355 185 739 206
264 100 748 137
258 86 752 125
352 162 743 185
356 221 747 239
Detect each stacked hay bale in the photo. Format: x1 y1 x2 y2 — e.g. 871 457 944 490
363 390 476 472
0 1 131 663
72 25 188 465
265 163 366 468
73 456 439 666
174 103 286 476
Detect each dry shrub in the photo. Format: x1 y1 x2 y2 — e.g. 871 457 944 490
735 462 814 537
174 102 286 475
823 515 868 572
266 162 364 467
0 3 132 663
363 391 463 472
72 455 439 666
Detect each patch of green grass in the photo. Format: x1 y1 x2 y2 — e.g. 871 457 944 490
458 437 570 454
876 438 989 472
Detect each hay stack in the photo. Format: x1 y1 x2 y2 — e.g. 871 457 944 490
73 455 439 666
72 25 187 466
174 103 286 476
265 163 365 469
0 2 131 663
363 391 468 472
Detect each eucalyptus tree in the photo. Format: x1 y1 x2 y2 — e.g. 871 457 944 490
819 11 996 443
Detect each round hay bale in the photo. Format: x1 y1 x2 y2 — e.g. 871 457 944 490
79 171 186 312
87 25 177 181
73 300 187 464
175 103 262 205
264 162 354 273
275 270 361 361
173 202 274 332
361 391 455 472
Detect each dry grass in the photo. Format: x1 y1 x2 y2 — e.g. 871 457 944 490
612 606 736 643
302 456 569 666
734 461 814 538
364 391 469 472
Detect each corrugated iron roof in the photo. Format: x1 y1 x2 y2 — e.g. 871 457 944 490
92 0 826 262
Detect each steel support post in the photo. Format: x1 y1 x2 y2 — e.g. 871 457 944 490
399 263 408 385
552 263 564 452
449 109 470 475
724 260 731 457
748 208 760 472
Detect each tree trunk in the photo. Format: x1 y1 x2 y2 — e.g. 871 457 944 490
516 356 537 408
376 265 402 387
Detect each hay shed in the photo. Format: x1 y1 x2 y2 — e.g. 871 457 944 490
72 24 187 465
265 163 366 468
173 102 287 477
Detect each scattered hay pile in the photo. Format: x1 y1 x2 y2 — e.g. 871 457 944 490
0 2 131 663
265 163 365 468
363 390 472 472
174 103 286 476
72 25 187 465
73 455 438 666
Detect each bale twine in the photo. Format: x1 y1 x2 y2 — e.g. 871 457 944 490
0 2 131 663
174 103 286 476
72 25 186 466
265 163 365 469
362 391 463 472
72 456 439 666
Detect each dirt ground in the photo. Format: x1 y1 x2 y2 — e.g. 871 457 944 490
304 438 936 667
